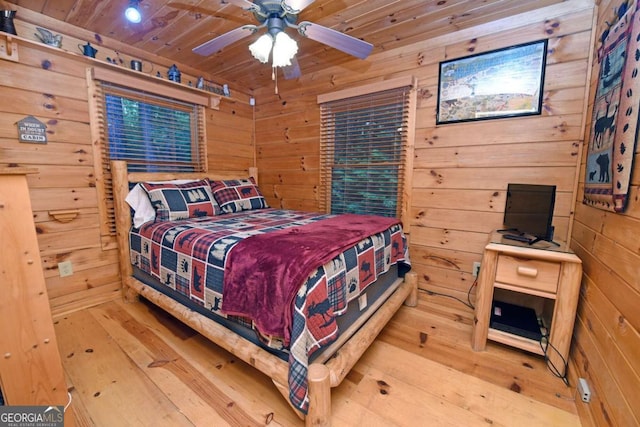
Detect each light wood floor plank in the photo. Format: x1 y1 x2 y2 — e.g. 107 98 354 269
55 309 192 426
54 296 581 426
112 298 299 426
379 294 578 412
356 341 579 426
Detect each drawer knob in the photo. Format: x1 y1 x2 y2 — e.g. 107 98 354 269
516 266 538 277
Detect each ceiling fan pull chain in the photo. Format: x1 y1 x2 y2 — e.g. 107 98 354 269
273 66 279 95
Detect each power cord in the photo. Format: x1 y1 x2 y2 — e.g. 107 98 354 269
418 279 477 310
538 320 570 387
419 274 570 388
64 391 73 412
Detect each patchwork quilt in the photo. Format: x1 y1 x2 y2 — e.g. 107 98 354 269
129 208 409 413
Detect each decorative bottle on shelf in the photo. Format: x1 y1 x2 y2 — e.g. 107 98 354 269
167 64 181 83
0 10 17 35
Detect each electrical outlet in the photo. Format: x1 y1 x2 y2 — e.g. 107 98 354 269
58 261 73 277
577 377 591 403
472 262 481 277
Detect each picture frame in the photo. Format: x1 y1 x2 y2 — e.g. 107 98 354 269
436 40 548 124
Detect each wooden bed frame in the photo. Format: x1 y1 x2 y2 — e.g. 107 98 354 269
111 160 418 426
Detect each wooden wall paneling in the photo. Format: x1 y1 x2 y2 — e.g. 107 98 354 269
411 187 546 214
256 155 319 172
11 6 232 94
0 140 92 166
268 184 318 204
578 282 640 410
49 282 122 318
277 198 319 212
45 263 121 300
26 165 95 188
571 156 640 427
17 42 93 78
416 113 585 142
412 167 577 191
571 240 640 333
0 58 87 100
415 141 580 168
570 319 622 427
253 2 593 366
6 0 592 92
40 246 118 278
573 311 638 426
259 169 319 187
29 187 98 211
621 183 640 219
410 227 490 252
590 232 640 292
0 21 254 317
409 244 481 280
36 225 101 253
0 84 89 122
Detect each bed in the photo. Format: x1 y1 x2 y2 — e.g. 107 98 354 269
111 160 417 426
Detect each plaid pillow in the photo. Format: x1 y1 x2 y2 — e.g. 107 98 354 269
210 177 269 213
141 179 221 221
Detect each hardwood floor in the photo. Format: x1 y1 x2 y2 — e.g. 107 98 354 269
54 294 581 426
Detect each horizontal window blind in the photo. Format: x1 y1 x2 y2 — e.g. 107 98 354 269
319 86 411 218
103 83 204 172
96 81 206 235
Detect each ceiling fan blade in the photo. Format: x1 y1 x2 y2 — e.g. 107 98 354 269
193 25 258 56
282 56 302 79
296 21 373 59
221 0 261 12
281 0 316 13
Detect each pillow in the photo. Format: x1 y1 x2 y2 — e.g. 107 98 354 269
141 179 221 221
125 179 201 227
210 177 269 214
125 184 157 228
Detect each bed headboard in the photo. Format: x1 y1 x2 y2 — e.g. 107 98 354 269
110 160 258 281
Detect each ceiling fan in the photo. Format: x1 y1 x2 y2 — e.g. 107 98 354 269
192 0 373 77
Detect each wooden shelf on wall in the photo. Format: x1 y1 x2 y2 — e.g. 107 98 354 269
0 30 240 109
0 33 19 62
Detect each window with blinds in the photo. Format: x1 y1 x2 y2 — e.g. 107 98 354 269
94 81 206 236
319 85 412 218
103 83 205 172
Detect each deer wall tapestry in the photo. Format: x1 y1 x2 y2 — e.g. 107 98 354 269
585 0 639 212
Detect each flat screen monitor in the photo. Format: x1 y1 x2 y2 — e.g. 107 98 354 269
502 183 556 243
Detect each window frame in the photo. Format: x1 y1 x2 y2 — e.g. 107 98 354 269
317 76 417 229
87 67 209 247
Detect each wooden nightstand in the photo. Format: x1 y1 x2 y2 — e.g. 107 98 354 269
471 231 582 378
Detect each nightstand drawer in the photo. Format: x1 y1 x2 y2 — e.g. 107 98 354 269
495 255 560 294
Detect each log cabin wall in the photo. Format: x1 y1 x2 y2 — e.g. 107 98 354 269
571 0 640 426
251 1 640 426
254 2 592 312
0 11 255 317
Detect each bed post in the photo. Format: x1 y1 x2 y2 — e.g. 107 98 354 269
111 160 137 302
306 363 331 427
404 271 418 307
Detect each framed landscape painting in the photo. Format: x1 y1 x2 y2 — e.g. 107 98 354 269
436 40 548 124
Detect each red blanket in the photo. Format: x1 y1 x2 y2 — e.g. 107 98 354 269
221 213 400 344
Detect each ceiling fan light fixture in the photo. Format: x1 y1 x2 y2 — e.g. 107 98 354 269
249 33 273 63
272 31 298 67
125 0 142 24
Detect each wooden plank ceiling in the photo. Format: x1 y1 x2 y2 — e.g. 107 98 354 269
5 0 565 90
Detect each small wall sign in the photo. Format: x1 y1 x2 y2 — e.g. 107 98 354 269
17 115 48 144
